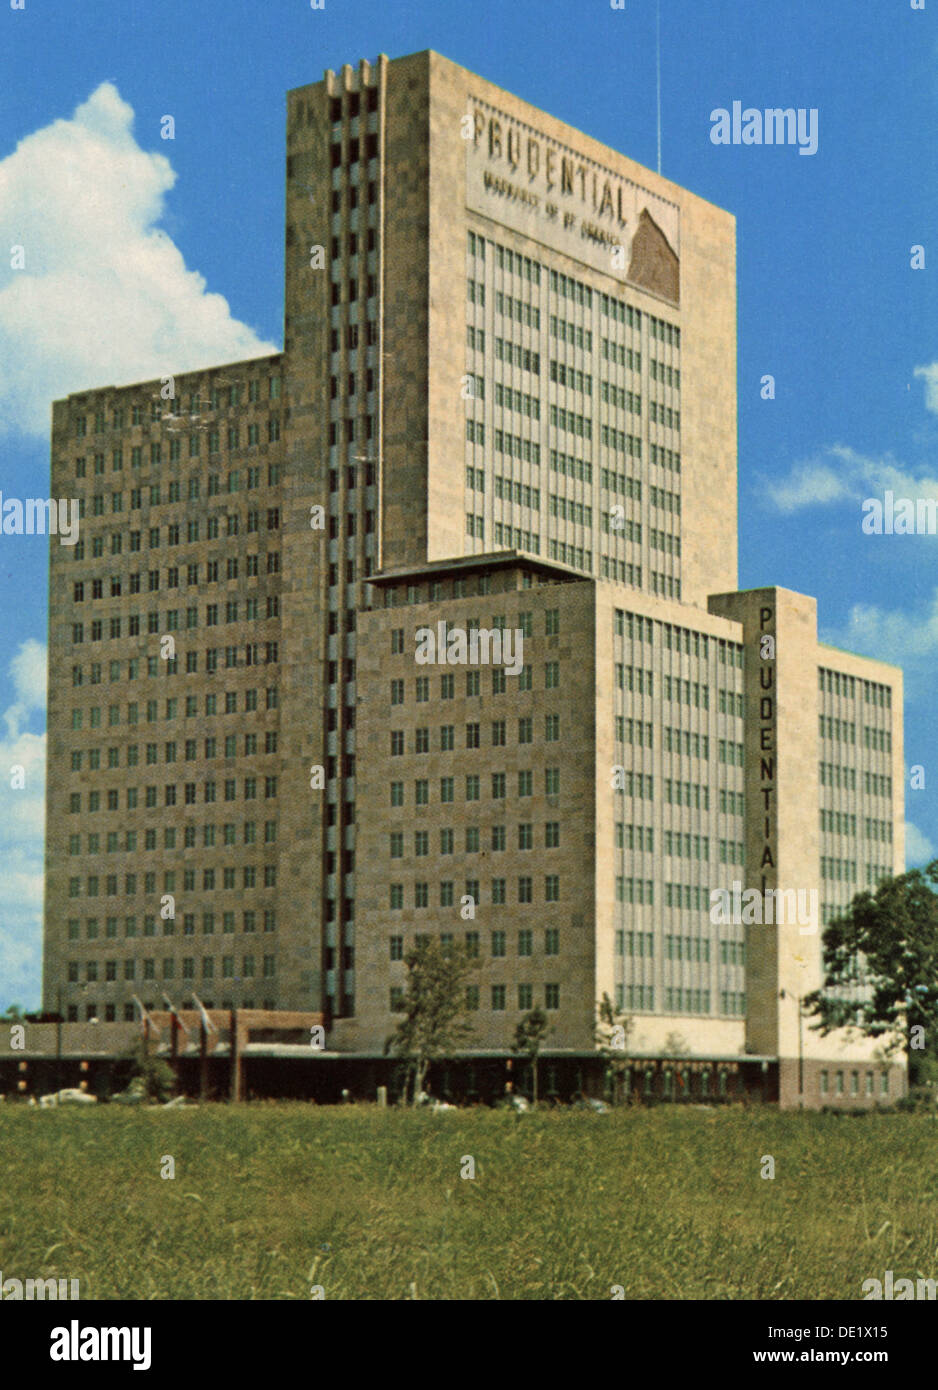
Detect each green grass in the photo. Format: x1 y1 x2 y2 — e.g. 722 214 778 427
1 1103 935 1299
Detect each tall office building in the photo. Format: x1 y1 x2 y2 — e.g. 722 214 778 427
43 51 905 1107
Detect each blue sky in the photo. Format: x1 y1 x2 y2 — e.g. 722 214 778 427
0 0 935 1010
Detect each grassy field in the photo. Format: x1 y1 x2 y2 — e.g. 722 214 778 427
0 1102 935 1300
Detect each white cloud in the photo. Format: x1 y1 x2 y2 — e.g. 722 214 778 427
0 640 47 1011
765 444 938 518
4 636 47 739
764 459 851 513
821 588 938 707
905 821 935 868
0 82 277 438
914 363 938 413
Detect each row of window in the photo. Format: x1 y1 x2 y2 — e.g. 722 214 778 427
67 821 276 854
389 723 564 767
649 484 680 514
662 832 715 861
70 689 277 731
615 877 654 904
818 671 893 709
67 778 278 813
329 273 378 305
819 762 857 790
390 822 561 856
327 415 376 444
546 539 591 568
386 706 562 748
819 768 895 802
601 468 641 498
665 936 710 961
601 513 641 540
649 360 680 389
649 444 682 473
615 771 654 799
68 909 276 940
74 464 280 496
492 242 541 282
68 955 276 983
550 360 591 394
75 421 281 458
328 132 379 167
664 988 710 1013
328 85 379 121
327 320 378 354
820 1070 890 1097
819 716 856 744
493 337 540 373
72 380 281 437
616 717 653 747
387 877 559 908
601 340 641 370
550 315 591 350
71 643 279 684
820 858 858 882
664 780 711 809
493 476 539 508
492 523 540 552
69 733 275 778
386 766 561 798
718 690 744 717
489 428 538 463
327 229 377 264
550 403 591 439
68 864 277 896
381 570 537 610
663 727 710 758
72 597 280 638
391 983 560 1013
615 612 740 665
648 402 680 430
551 494 592 526
615 986 733 1016
64 1000 273 1022
388 616 554 653
390 928 559 961
71 553 278 593
599 380 641 413
550 447 593 482
664 884 714 911
601 557 643 586
326 512 375 538
649 528 680 556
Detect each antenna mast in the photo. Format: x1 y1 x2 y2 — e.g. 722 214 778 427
656 0 662 174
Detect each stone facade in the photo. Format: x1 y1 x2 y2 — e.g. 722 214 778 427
42 50 905 1106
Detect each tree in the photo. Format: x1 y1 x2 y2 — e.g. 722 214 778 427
385 940 477 1105
595 993 634 1103
513 1007 549 1105
1 1004 25 1021
804 862 938 1084
118 1039 176 1103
